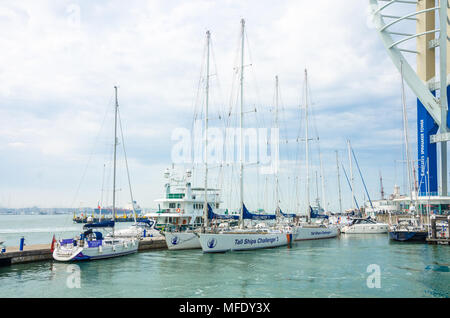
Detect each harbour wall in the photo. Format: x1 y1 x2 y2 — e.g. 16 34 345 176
0 237 167 267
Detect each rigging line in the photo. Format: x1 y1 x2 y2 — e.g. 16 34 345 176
278 81 298 209
307 76 320 144
209 40 230 193
226 25 242 126
209 36 227 126
104 143 114 209
400 61 414 203
243 26 266 130
350 146 374 209
100 163 106 207
224 30 244 210
69 92 114 209
190 34 207 139
293 79 305 213
117 107 137 222
342 163 360 210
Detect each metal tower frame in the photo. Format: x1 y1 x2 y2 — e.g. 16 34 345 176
369 0 449 196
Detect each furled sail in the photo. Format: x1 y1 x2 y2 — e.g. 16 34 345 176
243 204 276 220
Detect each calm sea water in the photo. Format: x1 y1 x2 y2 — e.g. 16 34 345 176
0 214 449 298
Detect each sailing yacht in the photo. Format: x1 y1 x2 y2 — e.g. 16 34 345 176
292 69 338 241
53 87 139 261
388 62 427 242
149 31 234 250
389 216 427 241
198 19 293 253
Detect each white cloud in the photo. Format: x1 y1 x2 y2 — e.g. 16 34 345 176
0 0 424 210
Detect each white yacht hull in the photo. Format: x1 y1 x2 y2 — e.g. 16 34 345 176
164 232 201 250
52 238 139 262
340 224 388 234
293 226 339 240
198 232 291 253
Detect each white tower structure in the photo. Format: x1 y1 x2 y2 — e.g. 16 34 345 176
369 0 449 198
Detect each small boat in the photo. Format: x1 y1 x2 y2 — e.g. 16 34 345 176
389 217 427 242
340 217 388 234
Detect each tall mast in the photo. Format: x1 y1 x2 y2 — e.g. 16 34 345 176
275 75 279 215
400 62 414 209
203 30 211 228
336 150 343 214
304 69 310 222
113 86 119 231
239 19 245 229
347 139 355 211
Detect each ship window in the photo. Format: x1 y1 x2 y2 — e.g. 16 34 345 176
216 203 219 208
177 203 181 208
169 203 176 209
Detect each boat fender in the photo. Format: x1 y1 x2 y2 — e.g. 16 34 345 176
112 245 116 252
98 245 102 253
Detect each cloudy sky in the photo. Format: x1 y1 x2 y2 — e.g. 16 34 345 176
0 0 425 212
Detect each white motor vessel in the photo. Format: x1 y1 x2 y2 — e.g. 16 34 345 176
145 168 231 250
340 218 388 234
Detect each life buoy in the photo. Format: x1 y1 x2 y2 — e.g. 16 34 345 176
176 208 181 213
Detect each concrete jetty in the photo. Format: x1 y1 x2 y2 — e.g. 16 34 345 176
0 236 168 267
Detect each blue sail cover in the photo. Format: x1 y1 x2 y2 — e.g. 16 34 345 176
279 208 296 218
243 204 276 220
207 204 239 220
310 206 329 219
83 220 115 229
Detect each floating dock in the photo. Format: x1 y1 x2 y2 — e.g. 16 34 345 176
0 237 167 267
